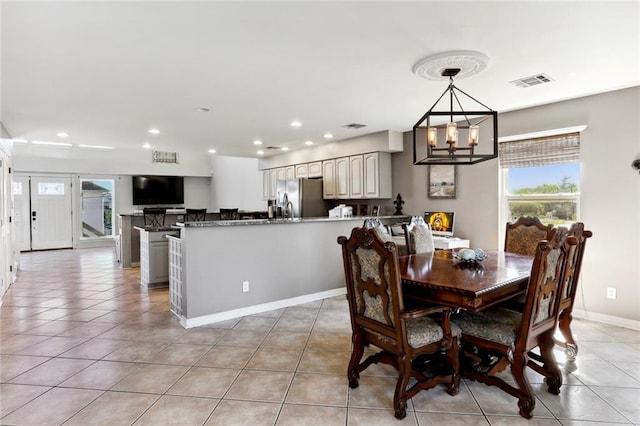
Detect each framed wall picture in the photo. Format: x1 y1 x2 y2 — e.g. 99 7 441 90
428 165 457 199
359 204 369 216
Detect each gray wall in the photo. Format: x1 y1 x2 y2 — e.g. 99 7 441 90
390 86 640 323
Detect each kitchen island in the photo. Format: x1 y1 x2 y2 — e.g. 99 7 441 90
168 216 407 328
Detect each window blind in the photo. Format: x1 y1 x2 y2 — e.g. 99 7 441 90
499 132 580 168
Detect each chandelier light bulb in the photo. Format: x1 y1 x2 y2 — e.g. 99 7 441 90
427 127 438 147
468 125 479 146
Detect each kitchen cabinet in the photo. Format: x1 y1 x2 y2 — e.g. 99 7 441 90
322 160 336 199
137 227 179 288
308 162 322 178
262 170 270 200
264 152 392 201
335 157 349 199
349 155 364 199
295 164 308 178
364 152 392 198
285 166 295 180
269 169 278 199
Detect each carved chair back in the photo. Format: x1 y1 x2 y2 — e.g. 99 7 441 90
339 226 404 342
142 207 167 227
505 216 554 256
403 216 435 254
559 222 592 311
517 227 576 351
363 218 393 243
219 208 239 220
186 208 207 222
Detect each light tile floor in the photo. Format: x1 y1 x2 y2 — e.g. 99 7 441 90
1 247 639 425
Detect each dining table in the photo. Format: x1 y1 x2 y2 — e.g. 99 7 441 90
399 250 534 311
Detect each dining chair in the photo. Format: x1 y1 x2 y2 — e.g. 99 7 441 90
452 227 577 419
142 207 167 227
553 222 592 361
338 226 461 419
504 216 554 256
185 208 207 222
403 215 435 254
219 208 238 220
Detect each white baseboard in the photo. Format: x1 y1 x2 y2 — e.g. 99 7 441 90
573 309 640 331
183 287 347 329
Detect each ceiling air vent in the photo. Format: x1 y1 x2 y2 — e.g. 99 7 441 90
152 150 179 164
265 146 282 150
510 73 554 88
342 123 367 129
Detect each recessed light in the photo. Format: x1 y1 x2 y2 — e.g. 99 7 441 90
57 132 69 138
148 128 160 135
208 149 216 154
257 150 264 155
253 140 263 145
281 147 289 151
290 121 302 128
142 143 151 149
323 133 334 139
305 140 313 146
32 140 72 147
78 144 114 150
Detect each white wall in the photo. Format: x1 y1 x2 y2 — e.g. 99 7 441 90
209 156 264 211
13 144 212 177
391 86 640 324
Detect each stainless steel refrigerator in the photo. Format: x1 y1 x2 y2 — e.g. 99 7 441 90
275 178 329 218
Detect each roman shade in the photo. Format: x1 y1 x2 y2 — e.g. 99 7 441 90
499 132 580 168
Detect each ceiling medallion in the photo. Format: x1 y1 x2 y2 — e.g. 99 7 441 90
412 50 489 81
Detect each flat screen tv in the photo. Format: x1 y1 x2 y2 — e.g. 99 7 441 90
424 211 455 237
132 175 184 205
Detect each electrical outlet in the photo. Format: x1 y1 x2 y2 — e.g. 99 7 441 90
606 287 616 299
242 281 249 293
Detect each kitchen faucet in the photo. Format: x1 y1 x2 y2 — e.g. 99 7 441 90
282 193 294 218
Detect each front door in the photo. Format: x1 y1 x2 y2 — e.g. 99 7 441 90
29 176 73 250
12 175 31 251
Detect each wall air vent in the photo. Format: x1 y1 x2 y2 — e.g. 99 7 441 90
152 150 179 164
510 73 554 88
342 123 367 129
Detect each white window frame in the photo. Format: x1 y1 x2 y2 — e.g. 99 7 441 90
498 126 585 248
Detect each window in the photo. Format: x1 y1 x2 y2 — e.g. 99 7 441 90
80 179 114 239
500 131 581 228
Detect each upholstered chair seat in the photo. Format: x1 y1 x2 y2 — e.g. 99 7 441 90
453 307 521 347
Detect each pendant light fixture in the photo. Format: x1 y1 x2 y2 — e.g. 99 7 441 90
412 52 498 165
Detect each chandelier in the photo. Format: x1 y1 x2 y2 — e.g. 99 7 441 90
412 67 498 165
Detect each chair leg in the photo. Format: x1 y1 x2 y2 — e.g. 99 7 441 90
348 331 365 388
393 354 410 419
511 351 535 419
558 309 578 362
446 338 461 396
539 330 562 395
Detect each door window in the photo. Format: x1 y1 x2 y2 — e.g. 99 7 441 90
80 179 114 238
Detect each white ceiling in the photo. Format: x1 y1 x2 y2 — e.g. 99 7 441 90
2 1 639 158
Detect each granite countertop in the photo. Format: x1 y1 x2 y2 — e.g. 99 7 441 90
133 226 180 232
175 215 408 228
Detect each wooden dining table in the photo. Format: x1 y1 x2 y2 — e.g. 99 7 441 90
399 250 534 311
